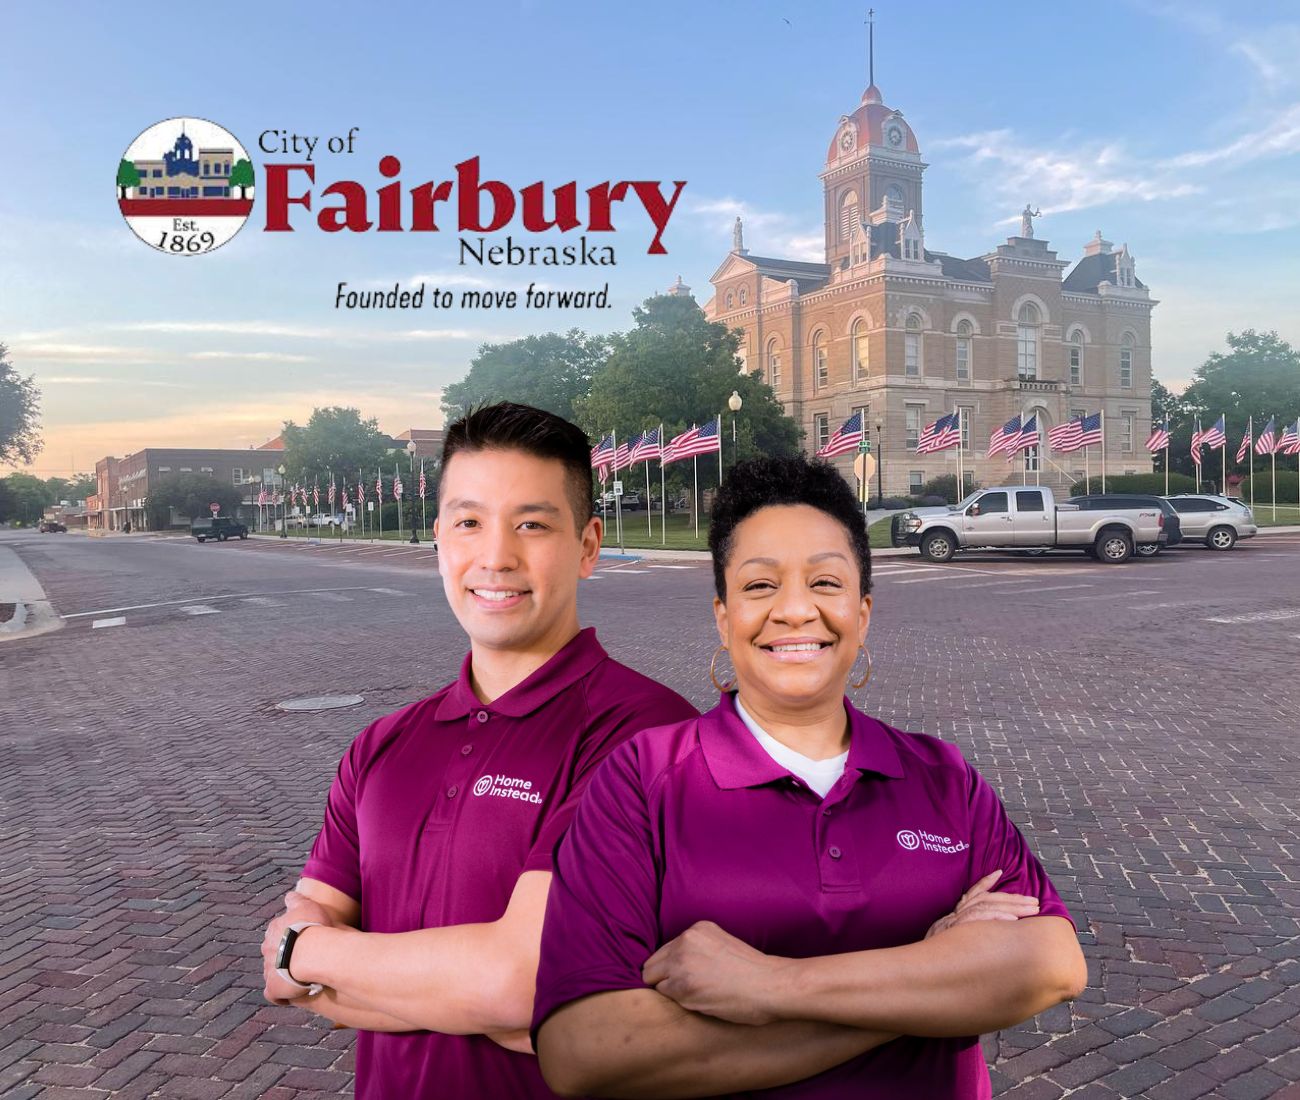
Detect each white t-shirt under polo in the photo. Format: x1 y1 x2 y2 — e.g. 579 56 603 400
734 695 848 799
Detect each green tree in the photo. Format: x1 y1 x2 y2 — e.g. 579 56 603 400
116 159 141 199
145 473 243 529
66 473 97 501
229 159 254 199
279 406 392 487
576 295 801 476
0 344 41 464
442 330 609 422
2 473 55 525
1169 331 1300 476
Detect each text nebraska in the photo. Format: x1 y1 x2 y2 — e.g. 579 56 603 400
461 236 615 267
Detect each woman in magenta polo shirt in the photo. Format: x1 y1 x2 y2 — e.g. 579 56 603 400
533 455 1087 1099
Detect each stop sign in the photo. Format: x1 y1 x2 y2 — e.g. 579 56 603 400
209 502 220 515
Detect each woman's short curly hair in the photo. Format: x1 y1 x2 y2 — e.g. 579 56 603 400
708 454 872 599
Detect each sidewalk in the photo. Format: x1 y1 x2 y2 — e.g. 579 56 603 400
0 543 62 641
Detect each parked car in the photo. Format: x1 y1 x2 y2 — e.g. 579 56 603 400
38 520 67 533
892 485 1167 564
1067 495 1182 556
191 517 249 543
1164 494 1257 551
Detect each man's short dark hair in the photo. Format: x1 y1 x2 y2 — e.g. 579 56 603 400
709 454 871 599
439 402 593 530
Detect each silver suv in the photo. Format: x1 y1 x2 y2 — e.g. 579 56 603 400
1165 494 1257 551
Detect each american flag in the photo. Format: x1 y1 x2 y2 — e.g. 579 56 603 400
1146 419 1170 452
418 461 426 499
612 437 634 472
915 410 960 454
393 467 404 499
591 434 614 479
313 483 320 508
338 479 346 508
1003 415 1039 460
1190 421 1203 466
670 416 721 460
1201 415 1226 450
818 411 865 458
628 428 662 464
257 488 267 506
328 480 336 508
1254 417 1277 456
375 470 383 501
1235 424 1253 463
1279 420 1300 455
357 476 365 504
1051 412 1101 453
987 415 1022 457
661 425 701 466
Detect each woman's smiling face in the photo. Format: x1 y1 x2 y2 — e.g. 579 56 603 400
714 504 871 712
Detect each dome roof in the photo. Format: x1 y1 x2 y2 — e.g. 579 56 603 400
826 85 919 162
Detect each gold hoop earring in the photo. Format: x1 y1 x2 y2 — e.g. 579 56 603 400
709 645 734 692
851 645 873 690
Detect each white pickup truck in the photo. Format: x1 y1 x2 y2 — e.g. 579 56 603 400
891 485 1167 564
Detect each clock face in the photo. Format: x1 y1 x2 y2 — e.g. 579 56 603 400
887 125 903 147
840 129 855 151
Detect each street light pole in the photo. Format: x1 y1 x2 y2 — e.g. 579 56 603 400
875 421 884 505
407 441 420 544
277 465 287 537
728 390 743 471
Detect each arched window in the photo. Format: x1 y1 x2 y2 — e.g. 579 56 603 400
1016 303 1040 381
738 287 747 306
812 330 829 388
955 319 973 385
839 190 859 242
904 313 922 377
725 291 734 310
1068 328 1084 387
1120 333 1134 389
852 320 869 381
1024 411 1045 474
766 338 782 390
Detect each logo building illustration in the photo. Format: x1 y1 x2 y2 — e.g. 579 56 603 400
117 117 255 254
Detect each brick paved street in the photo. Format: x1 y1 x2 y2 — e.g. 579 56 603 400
3 528 1299 1098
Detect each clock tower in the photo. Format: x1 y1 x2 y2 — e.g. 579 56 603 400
820 83 927 270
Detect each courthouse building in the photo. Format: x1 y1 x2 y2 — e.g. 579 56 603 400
702 81 1157 496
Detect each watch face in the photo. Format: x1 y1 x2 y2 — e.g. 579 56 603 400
840 129 855 151
275 926 298 971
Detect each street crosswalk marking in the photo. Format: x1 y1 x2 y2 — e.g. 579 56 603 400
91 617 125 629
181 605 220 616
1206 608 1300 624
242 597 286 607
368 588 410 596
1060 589 1160 602
310 592 354 602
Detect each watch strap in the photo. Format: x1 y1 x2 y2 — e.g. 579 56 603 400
275 921 324 996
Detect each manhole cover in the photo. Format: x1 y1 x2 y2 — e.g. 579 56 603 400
276 694 364 712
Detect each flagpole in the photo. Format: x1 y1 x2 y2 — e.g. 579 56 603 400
660 423 667 547
1248 417 1255 511
421 459 427 538
717 413 723 486
693 453 699 541
1163 430 1168 496
1221 422 1226 498
378 469 384 542
1084 443 1090 496
1195 419 1201 493
1099 410 1107 494
612 428 624 554
1272 439 1277 522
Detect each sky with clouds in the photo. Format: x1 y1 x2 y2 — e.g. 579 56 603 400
4 0 1298 476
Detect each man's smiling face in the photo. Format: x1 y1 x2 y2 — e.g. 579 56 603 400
435 448 600 655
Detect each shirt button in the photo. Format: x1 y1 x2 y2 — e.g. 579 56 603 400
461 744 473 756
823 807 833 816
447 785 459 798
476 711 489 724
828 846 842 860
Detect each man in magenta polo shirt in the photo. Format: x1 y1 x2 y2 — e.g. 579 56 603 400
257 403 695 1099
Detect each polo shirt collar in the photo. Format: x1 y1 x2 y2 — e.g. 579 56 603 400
434 627 608 720
699 691 905 790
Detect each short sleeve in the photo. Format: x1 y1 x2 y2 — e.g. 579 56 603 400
521 689 696 874
966 762 1074 928
300 736 365 903
530 741 662 1043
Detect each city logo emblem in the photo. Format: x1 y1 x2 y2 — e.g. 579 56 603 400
117 117 255 255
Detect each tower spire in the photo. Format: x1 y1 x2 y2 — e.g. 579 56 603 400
867 8 875 88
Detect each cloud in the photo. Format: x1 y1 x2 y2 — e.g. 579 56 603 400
932 130 1199 220
684 196 823 261
38 375 189 388
115 320 482 342
1162 102 1300 170
14 342 161 361
188 351 314 363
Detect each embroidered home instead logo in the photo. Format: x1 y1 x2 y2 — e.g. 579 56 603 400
473 774 544 804
897 829 969 855
117 117 255 255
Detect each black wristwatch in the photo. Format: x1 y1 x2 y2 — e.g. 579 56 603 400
275 921 324 996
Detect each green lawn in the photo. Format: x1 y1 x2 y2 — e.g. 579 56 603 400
1249 503 1300 527
261 525 434 542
